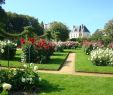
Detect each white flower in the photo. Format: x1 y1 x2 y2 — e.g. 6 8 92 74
30 63 33 66
7 40 10 44
33 66 38 71
1 49 4 53
2 83 12 90
21 77 26 82
23 64 27 68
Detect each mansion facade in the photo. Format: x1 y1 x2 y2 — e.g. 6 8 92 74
69 24 90 39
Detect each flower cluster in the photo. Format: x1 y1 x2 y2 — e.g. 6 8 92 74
108 42 113 49
20 37 36 45
0 40 17 59
90 48 113 66
21 38 55 64
83 41 104 55
63 41 79 49
54 41 64 52
0 64 41 92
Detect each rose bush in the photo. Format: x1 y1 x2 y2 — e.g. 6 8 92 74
21 38 55 64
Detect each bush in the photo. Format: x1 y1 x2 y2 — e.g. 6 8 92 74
0 64 41 92
21 38 55 64
84 45 93 55
0 40 17 60
91 48 113 66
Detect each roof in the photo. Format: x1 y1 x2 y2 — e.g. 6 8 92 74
72 24 90 33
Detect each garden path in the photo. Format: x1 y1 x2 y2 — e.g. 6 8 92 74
38 53 113 77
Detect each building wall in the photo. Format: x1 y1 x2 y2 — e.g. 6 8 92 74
69 31 90 39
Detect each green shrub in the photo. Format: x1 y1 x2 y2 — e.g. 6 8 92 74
84 45 93 55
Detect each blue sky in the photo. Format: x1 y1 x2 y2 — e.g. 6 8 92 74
2 0 113 33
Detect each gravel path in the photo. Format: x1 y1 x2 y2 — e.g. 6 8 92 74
38 53 113 77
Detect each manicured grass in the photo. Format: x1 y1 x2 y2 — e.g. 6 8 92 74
75 48 113 73
38 73 113 95
0 49 69 70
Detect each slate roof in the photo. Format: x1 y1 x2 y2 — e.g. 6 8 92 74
73 24 90 33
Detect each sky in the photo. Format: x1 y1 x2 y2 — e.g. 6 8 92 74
2 0 113 33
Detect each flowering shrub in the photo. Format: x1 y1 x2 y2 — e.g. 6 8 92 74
83 41 104 55
64 41 79 49
54 42 64 52
21 38 55 64
0 64 41 92
0 40 17 60
90 48 113 66
35 39 55 63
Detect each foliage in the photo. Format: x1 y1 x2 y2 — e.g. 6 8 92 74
21 38 55 64
104 19 113 38
0 40 17 60
54 42 64 52
49 21 69 41
44 30 53 41
91 29 104 41
0 0 5 5
91 48 113 66
6 12 43 36
0 64 41 92
0 6 7 33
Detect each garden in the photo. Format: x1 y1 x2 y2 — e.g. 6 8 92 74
1 0 113 94
0 38 78 94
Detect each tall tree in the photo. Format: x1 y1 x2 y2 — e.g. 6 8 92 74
6 12 43 36
104 19 113 38
49 21 69 41
91 29 104 41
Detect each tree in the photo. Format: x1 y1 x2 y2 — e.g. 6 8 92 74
0 0 5 5
104 19 113 38
49 21 69 41
44 30 52 41
91 29 104 41
6 12 43 36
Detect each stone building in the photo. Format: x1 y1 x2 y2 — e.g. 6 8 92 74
69 24 90 39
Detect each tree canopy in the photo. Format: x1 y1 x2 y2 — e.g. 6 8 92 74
104 19 113 38
6 12 44 36
49 21 70 41
0 0 5 5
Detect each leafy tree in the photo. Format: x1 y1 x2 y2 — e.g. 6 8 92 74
6 12 43 36
0 0 5 5
91 29 104 41
104 19 113 38
44 30 53 41
49 21 69 41
40 21 44 29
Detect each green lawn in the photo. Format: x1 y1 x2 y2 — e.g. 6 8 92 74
75 48 113 73
0 49 69 70
38 73 113 95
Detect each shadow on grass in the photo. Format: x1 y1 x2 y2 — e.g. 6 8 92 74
39 79 64 94
48 58 63 64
